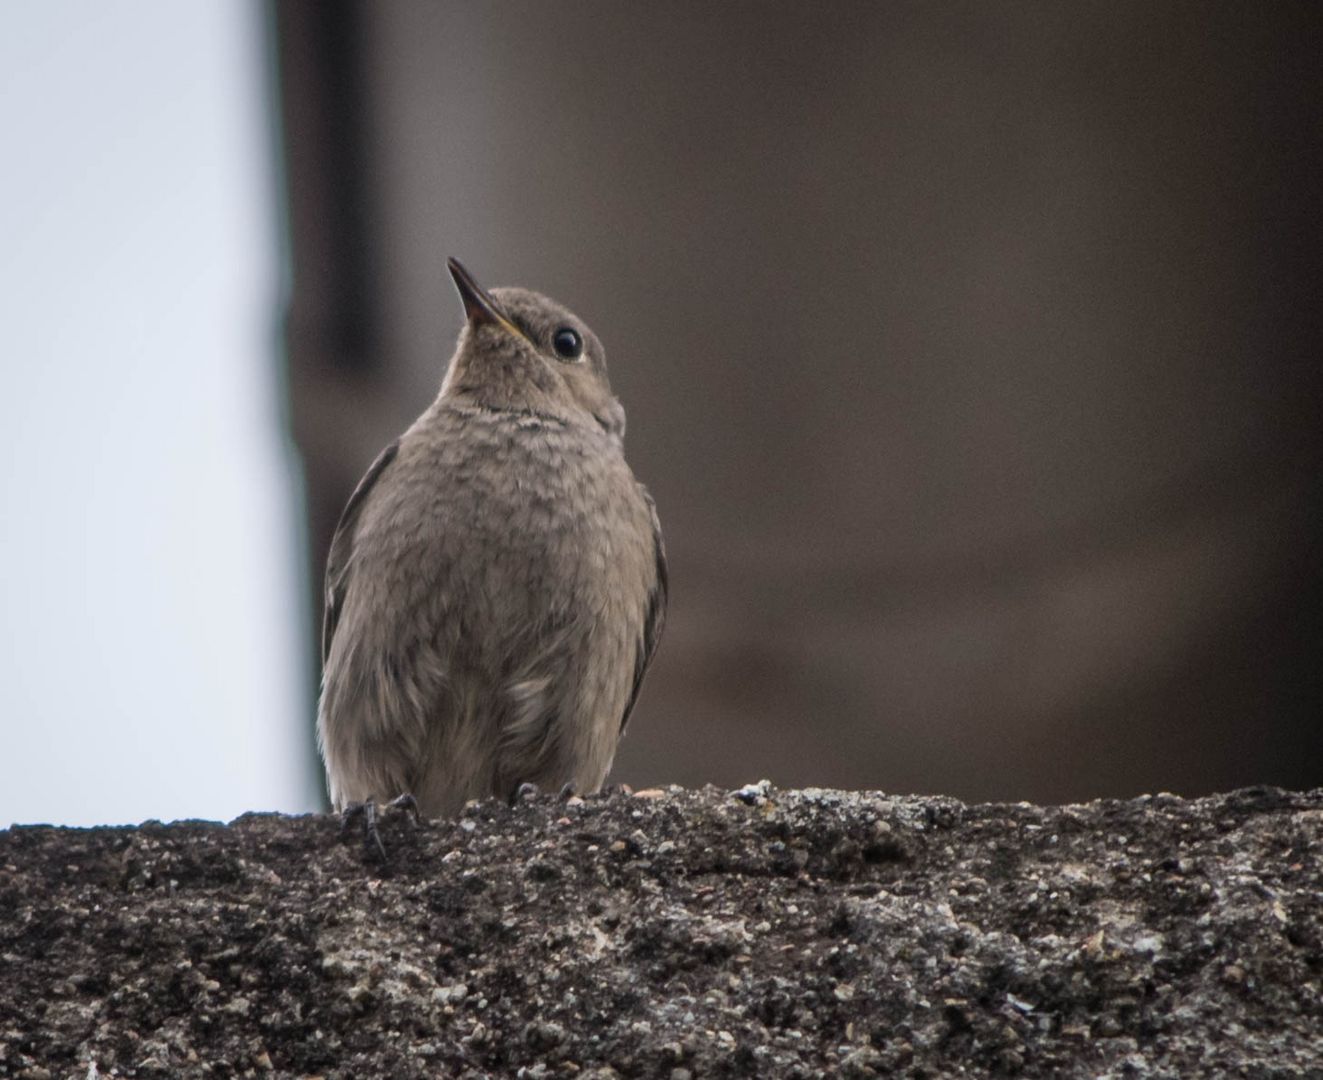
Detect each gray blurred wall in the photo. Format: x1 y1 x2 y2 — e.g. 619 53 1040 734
276 1 1322 804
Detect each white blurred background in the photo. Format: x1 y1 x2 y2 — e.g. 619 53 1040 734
0 2 314 826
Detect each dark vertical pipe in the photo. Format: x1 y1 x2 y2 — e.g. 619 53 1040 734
270 0 382 804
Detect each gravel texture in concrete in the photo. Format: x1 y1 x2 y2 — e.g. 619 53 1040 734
1 784 1320 1078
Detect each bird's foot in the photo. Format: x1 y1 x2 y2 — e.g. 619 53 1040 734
340 794 421 860
510 782 541 806
509 781 579 806
385 792 422 824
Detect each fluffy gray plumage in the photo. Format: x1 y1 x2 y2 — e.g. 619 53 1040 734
317 263 666 818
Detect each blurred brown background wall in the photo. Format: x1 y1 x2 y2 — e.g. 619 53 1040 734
274 1 1322 804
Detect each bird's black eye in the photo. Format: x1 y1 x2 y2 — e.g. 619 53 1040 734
552 326 583 360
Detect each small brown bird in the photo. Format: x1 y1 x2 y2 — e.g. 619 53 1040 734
317 259 666 833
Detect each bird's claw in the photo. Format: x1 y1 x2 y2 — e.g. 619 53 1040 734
385 792 421 827
509 781 577 806
340 801 386 860
511 782 541 806
339 794 421 860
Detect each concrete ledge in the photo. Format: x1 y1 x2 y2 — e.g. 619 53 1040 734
2 785 1320 1078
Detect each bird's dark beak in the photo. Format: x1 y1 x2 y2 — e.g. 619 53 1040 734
448 257 523 339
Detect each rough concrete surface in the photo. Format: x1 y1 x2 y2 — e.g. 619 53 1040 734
1 784 1320 1079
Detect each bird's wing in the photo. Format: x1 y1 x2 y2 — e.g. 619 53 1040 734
321 440 401 665
619 491 668 734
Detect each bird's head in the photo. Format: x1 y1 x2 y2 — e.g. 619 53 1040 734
440 258 625 440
